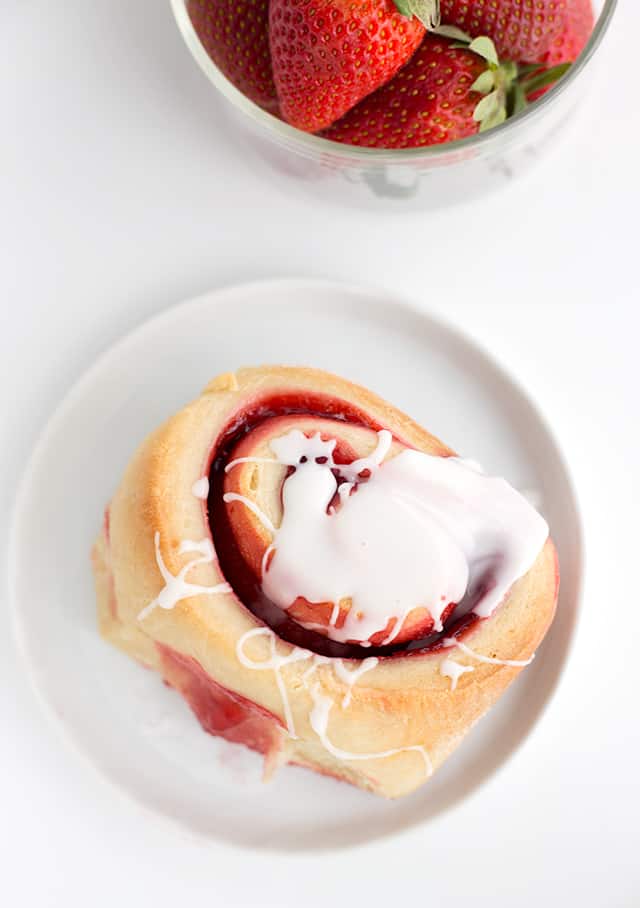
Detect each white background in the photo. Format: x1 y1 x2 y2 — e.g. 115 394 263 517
2 1 639 906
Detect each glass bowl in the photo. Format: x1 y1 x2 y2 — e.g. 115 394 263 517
171 0 616 207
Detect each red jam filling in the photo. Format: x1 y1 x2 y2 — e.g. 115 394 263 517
157 643 282 755
207 391 479 660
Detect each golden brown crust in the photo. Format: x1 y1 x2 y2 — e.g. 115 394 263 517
94 366 558 798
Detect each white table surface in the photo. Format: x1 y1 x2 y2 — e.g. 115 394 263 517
2 2 638 905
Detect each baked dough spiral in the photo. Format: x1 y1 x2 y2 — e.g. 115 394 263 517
93 366 558 798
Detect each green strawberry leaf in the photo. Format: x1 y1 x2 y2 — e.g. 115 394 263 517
501 61 518 83
431 24 471 42
479 106 507 132
470 70 496 95
510 82 528 115
517 63 544 77
520 62 572 96
393 0 441 29
473 83 509 132
461 36 568 134
473 90 501 123
393 0 413 17
468 36 499 67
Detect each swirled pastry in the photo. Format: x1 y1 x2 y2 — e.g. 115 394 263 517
92 366 558 798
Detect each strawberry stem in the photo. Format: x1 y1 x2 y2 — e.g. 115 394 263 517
510 82 528 116
463 34 572 129
431 32 572 135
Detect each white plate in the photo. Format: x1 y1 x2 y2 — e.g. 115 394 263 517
9 279 581 851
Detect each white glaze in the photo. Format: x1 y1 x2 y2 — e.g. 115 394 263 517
440 658 474 691
243 428 548 644
309 685 432 777
223 492 275 534
191 476 209 499
381 609 415 644
270 429 337 466
442 637 534 667
234 629 429 774
138 533 231 621
261 543 275 577
333 657 379 708
338 429 392 481
302 653 332 683
232 618 434 778
233 631 379 737
195 427 541 777
225 455 280 473
235 627 312 738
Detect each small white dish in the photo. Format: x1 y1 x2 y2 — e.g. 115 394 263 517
9 279 581 851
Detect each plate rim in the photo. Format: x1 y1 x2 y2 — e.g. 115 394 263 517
8 277 584 852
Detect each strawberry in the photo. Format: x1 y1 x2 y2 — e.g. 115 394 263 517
527 0 594 98
323 32 512 147
186 0 279 114
440 0 588 64
323 29 573 148
544 0 594 64
269 0 441 132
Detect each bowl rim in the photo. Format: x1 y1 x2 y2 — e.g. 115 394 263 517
171 0 617 164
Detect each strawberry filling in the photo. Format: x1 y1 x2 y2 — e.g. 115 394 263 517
156 643 358 785
157 643 283 755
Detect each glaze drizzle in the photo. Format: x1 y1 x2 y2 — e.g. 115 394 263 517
137 532 231 622
442 637 534 667
225 427 548 648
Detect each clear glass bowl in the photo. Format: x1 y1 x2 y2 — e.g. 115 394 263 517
171 0 616 207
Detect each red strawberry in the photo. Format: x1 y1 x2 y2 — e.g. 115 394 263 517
526 0 594 99
269 0 440 132
545 0 594 64
186 0 279 114
440 0 584 64
323 33 512 148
